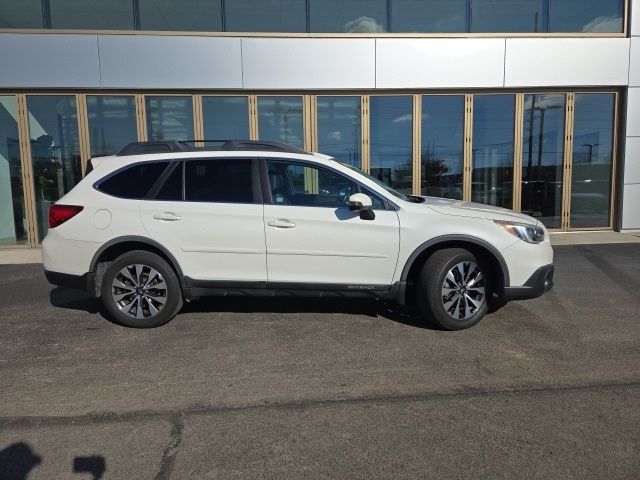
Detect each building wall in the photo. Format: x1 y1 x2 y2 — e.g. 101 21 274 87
623 0 640 229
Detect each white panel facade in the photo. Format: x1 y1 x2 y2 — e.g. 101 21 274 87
622 185 640 229
624 137 640 185
98 35 243 89
626 88 640 137
241 38 375 89
0 34 100 88
631 0 640 36
630 38 640 87
375 38 505 89
504 38 630 87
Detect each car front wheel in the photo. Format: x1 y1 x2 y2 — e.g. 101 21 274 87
416 248 489 330
101 250 183 328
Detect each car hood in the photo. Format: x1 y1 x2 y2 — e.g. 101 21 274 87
419 197 540 225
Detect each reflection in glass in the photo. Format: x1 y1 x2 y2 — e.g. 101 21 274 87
521 94 566 228
0 96 27 245
27 95 82 241
146 96 194 141
0 0 43 28
309 0 386 32
550 0 623 33
224 0 306 32
49 0 134 29
570 94 615 228
421 96 464 199
257 96 304 149
202 96 249 140
317 96 361 167
139 0 222 31
87 96 137 157
472 95 515 209
472 0 547 32
392 0 467 32
370 96 413 194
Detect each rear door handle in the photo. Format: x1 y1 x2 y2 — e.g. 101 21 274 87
267 219 296 228
153 212 181 221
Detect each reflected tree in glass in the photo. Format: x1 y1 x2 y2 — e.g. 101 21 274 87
146 96 194 141
521 93 566 228
257 96 304 149
87 96 137 157
472 95 515 209
0 96 28 245
370 96 413 194
570 93 615 228
421 95 464 199
202 96 249 140
27 95 82 241
317 96 361 167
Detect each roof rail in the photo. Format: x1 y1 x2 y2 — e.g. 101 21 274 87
116 140 308 156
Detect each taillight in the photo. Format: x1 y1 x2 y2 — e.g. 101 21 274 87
48 204 84 229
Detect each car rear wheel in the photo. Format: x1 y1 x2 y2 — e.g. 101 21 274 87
101 250 183 328
416 248 489 330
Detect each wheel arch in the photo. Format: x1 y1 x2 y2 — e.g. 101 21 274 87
89 236 184 296
399 235 510 303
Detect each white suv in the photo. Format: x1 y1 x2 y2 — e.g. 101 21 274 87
43 140 554 330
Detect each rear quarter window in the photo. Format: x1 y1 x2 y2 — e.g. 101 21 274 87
97 162 169 199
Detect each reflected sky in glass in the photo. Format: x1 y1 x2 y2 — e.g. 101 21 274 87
146 96 194 141
472 94 515 208
309 0 386 32
550 0 623 32
421 95 464 199
570 93 615 228
370 96 413 194
258 96 304 148
87 96 137 157
139 0 222 31
225 0 306 32
521 93 565 228
202 96 249 140
317 96 361 167
392 0 467 32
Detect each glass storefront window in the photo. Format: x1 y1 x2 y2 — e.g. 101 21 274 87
472 95 515 209
139 0 222 31
0 0 43 28
257 96 304 149
145 96 194 141
550 0 624 33
27 95 81 241
87 96 137 157
472 0 547 32
317 96 361 167
224 0 306 32
421 95 465 199
370 96 413 195
521 94 566 229
392 0 467 32
0 96 28 245
309 0 386 33
202 96 249 140
570 93 615 228
49 0 134 29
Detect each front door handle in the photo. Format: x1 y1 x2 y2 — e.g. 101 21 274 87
267 219 296 228
153 212 181 221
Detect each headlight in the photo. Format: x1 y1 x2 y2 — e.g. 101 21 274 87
494 220 545 244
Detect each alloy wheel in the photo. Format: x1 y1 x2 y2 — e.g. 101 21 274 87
441 261 486 320
111 264 167 319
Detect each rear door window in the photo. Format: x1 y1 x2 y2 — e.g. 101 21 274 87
184 158 254 203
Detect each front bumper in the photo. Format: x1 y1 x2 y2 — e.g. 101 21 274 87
45 269 95 295
503 264 554 301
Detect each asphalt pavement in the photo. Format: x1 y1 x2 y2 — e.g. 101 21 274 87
1 244 639 479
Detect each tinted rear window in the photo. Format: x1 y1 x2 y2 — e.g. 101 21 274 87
185 159 254 203
98 162 169 199
155 162 183 201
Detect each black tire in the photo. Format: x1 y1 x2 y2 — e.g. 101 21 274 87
416 248 489 331
101 250 183 328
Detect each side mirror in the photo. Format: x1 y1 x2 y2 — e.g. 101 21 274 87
347 193 375 220
347 193 373 211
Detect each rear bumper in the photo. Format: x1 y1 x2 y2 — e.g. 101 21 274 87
503 264 554 301
45 269 94 295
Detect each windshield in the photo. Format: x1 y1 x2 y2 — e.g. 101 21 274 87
341 163 410 202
